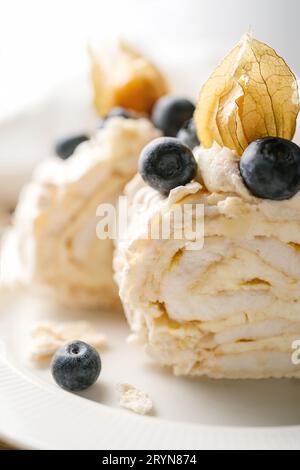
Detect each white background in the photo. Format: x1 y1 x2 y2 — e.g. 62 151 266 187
1 0 300 119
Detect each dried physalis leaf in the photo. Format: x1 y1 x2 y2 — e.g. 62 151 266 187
195 33 300 156
89 41 168 116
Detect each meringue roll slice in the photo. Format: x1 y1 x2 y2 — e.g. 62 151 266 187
114 146 300 378
114 35 300 379
1 118 159 308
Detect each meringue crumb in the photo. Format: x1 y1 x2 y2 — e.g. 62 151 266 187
116 383 153 415
29 321 107 362
126 333 143 345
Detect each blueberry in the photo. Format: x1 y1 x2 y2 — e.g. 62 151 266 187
97 107 138 130
96 118 106 130
177 119 200 150
151 97 195 137
105 107 138 121
240 137 300 200
139 137 198 195
51 341 101 392
107 107 136 119
55 134 89 159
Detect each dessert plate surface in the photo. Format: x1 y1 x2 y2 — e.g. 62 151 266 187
0 289 300 450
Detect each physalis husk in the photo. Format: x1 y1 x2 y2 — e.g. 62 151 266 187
195 33 300 156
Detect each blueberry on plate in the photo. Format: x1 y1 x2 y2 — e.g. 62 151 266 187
139 137 198 196
177 119 200 150
151 97 195 137
51 340 101 392
240 137 300 201
55 134 89 159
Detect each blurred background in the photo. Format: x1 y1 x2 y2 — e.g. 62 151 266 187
0 0 300 207
1 0 300 117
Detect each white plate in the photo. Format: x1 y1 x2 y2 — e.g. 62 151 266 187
1 289 300 450
1 74 300 450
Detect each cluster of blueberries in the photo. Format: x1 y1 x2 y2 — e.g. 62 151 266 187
141 100 300 201
141 133 300 201
56 96 300 202
55 96 199 159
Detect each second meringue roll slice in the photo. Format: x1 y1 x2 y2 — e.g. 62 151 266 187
1 117 160 308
